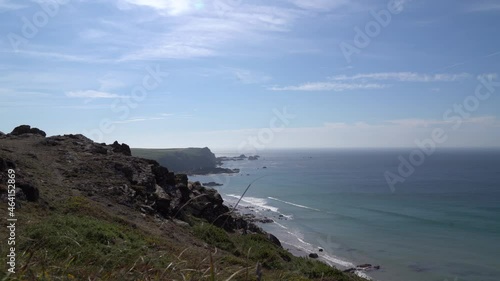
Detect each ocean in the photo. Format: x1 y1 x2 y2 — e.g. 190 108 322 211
190 148 500 281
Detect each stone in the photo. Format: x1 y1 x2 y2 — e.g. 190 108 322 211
309 253 319 258
10 125 46 137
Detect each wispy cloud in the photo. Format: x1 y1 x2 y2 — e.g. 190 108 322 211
287 0 348 12
65 90 124 99
118 3 305 61
118 0 194 16
1 49 112 63
111 117 166 124
329 72 471 82
231 68 272 84
269 82 387 91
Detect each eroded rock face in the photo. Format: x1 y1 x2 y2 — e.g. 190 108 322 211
111 141 131 156
0 125 262 234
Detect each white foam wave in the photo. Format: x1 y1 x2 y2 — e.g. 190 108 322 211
273 221 289 230
226 194 279 213
321 254 355 268
355 271 372 280
268 197 321 212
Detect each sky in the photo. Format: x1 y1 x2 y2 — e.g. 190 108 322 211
1 0 500 151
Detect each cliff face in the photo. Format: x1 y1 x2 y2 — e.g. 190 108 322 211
0 130 256 232
132 147 238 175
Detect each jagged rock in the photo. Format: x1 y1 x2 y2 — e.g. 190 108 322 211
0 132 266 236
152 165 176 188
111 141 131 156
17 180 39 202
154 184 172 216
10 125 46 137
309 253 319 259
0 131 5 136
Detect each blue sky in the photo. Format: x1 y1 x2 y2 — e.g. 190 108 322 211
1 0 499 150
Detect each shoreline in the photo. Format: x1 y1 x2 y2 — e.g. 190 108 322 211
225 200 376 281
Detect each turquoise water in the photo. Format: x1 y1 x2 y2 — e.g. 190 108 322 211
190 149 500 281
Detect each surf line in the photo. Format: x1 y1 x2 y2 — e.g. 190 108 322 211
268 197 321 212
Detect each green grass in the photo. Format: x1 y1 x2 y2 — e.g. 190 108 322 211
0 197 367 281
191 220 367 281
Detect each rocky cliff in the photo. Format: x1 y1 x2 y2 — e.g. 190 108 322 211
0 126 257 233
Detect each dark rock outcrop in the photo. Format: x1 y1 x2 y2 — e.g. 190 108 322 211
111 141 131 156
10 125 46 137
202 181 223 187
343 264 381 273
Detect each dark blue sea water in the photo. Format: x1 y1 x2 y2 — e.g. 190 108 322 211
191 149 500 281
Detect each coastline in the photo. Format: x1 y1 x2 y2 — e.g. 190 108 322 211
224 199 376 281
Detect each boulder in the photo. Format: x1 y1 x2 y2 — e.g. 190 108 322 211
10 125 46 137
309 253 319 259
154 185 172 216
111 141 131 156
